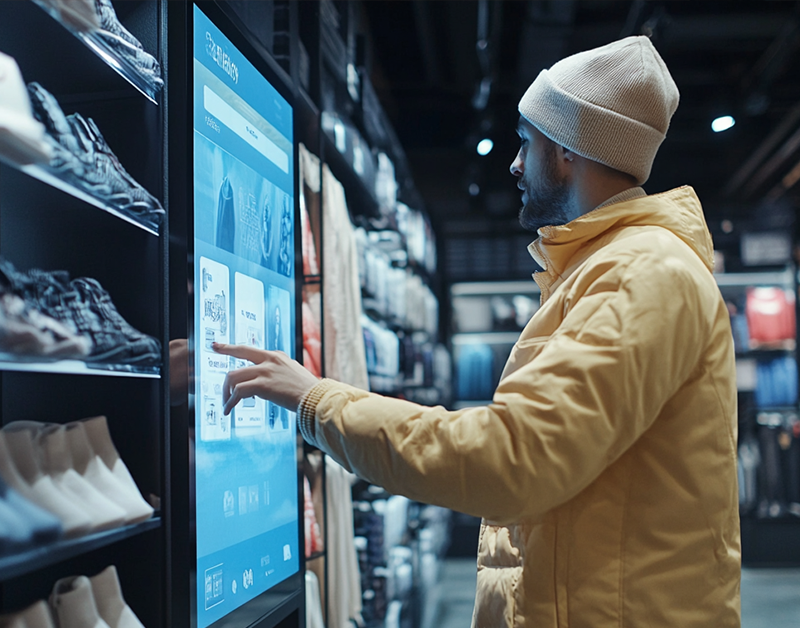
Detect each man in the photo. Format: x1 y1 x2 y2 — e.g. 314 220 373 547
214 35 741 627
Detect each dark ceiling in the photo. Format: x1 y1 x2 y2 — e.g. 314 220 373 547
359 0 800 278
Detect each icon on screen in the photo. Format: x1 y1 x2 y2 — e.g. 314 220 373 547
223 490 234 518
283 545 291 561
204 564 224 610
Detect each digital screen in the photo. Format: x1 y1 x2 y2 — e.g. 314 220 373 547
192 6 298 627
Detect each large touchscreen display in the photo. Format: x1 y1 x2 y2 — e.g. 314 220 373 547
192 6 298 626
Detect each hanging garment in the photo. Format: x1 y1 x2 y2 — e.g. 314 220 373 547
303 290 322 378
215 177 235 253
321 165 369 390
456 344 495 401
325 457 362 628
306 570 325 628
299 143 321 276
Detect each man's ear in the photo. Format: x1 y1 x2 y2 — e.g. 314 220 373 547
559 145 576 163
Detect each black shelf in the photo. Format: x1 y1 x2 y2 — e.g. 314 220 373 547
0 516 161 582
304 274 322 285
0 159 162 236
307 550 326 562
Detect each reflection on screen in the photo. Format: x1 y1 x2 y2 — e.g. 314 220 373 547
193 6 298 627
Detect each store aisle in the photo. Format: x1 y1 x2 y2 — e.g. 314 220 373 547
741 568 800 627
436 562 800 627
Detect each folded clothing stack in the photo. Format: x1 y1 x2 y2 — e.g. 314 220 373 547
0 416 153 542
1 564 145 628
0 257 161 366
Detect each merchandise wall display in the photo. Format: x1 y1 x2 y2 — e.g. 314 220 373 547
192 6 298 626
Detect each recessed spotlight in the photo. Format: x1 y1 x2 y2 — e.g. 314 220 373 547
721 219 733 233
469 183 480 196
477 138 494 156
712 116 735 133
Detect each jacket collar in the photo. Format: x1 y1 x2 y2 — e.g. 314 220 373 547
529 186 715 300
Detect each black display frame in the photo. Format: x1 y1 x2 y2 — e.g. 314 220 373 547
168 2 305 627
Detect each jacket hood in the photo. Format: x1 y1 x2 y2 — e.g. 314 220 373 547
529 186 715 278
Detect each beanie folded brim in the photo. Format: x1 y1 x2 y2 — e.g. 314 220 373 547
519 70 668 185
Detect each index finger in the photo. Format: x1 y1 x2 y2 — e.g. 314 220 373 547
212 343 269 364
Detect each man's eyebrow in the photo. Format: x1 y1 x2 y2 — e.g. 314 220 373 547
516 119 526 134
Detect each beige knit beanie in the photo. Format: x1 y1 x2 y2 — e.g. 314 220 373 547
518 35 679 185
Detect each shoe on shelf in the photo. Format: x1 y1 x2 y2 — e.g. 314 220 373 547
66 113 164 215
50 576 111 628
26 83 164 221
0 292 91 359
34 0 100 33
93 0 163 91
65 422 153 524
0 474 62 545
80 417 146 501
89 566 145 628
0 428 92 538
18 601 57 628
0 489 34 555
72 278 162 366
0 257 161 367
37 425 127 533
0 54 52 167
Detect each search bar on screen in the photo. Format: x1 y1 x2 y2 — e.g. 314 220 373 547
204 85 289 174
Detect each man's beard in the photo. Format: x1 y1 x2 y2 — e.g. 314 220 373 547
518 142 570 233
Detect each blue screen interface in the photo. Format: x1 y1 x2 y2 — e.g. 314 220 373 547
192 6 298 627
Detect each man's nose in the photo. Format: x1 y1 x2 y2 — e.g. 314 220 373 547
510 152 523 176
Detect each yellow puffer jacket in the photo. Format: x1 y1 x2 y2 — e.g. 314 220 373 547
299 186 741 627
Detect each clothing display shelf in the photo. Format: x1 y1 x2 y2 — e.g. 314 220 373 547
0 156 161 236
32 0 161 104
0 516 160 583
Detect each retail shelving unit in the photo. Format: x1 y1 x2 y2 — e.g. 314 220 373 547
715 268 800 566
450 280 540 410
0 1 167 625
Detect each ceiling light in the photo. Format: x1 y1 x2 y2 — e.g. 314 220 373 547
469 183 480 196
711 115 735 133
477 138 493 156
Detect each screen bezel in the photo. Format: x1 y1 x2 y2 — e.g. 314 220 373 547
188 3 304 627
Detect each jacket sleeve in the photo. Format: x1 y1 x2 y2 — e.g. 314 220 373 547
299 254 715 524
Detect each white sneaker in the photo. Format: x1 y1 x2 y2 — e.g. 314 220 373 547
34 0 100 33
89 566 145 628
65 422 153 525
38 425 126 533
18 601 56 628
80 417 147 501
50 576 111 628
0 53 52 166
0 428 92 538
